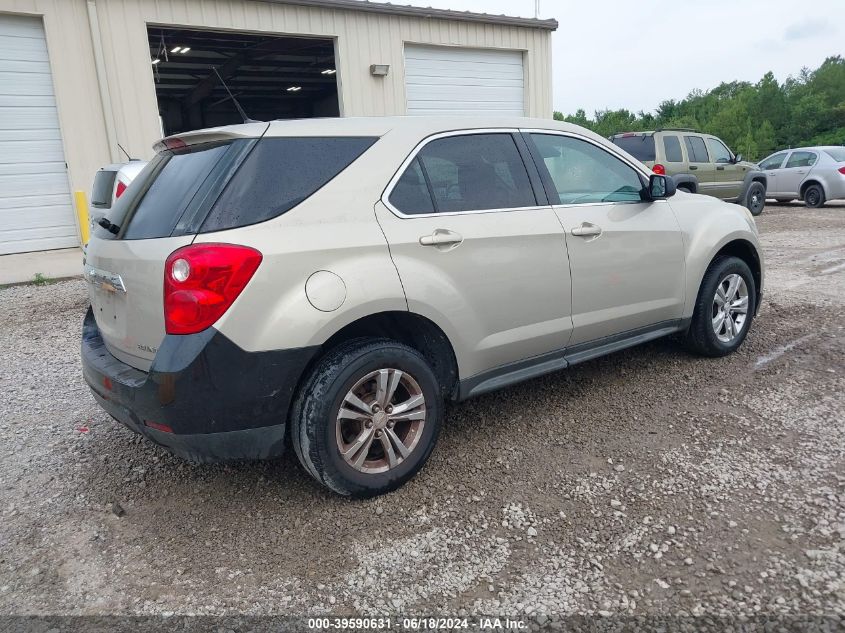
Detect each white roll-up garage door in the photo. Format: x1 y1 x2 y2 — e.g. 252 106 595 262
404 45 525 116
0 14 76 255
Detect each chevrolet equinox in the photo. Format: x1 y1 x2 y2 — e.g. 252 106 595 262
81 117 764 497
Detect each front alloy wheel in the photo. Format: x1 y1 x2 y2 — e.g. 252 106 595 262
711 274 749 343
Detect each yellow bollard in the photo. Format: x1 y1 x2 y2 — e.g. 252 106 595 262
74 191 90 245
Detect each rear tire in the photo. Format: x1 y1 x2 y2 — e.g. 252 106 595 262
291 338 443 497
803 184 825 208
685 256 756 357
745 181 766 216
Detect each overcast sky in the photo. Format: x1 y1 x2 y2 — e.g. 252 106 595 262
394 0 845 116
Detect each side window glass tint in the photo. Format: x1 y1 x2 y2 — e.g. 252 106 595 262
706 138 732 164
785 151 816 168
416 134 536 213
760 152 787 170
684 136 710 163
663 135 683 163
388 157 434 215
531 133 644 205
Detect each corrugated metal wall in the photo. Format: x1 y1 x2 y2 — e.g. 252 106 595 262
0 0 553 214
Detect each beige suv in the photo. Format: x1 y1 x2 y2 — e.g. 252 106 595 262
611 129 768 216
81 117 763 497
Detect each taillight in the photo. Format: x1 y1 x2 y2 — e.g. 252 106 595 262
653 164 666 175
115 180 127 199
838 166 845 175
164 244 262 335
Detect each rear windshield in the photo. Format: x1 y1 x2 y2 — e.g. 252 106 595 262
824 148 845 162
200 136 377 233
611 135 656 162
91 169 117 209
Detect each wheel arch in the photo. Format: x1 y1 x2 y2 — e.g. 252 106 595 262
711 239 763 313
300 311 459 401
799 179 826 199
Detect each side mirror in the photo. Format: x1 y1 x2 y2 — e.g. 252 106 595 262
734 153 743 163
647 174 676 200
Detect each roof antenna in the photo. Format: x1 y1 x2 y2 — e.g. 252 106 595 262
213 67 260 124
117 143 134 162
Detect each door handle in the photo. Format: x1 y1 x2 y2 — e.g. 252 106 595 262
689 166 698 170
571 222 602 238
716 166 725 171
419 229 463 248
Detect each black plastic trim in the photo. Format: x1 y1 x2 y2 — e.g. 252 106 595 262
81 308 319 461
459 319 689 400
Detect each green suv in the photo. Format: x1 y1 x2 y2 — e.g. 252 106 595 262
611 130 768 215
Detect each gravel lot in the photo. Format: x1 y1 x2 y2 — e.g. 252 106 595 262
1 202 843 623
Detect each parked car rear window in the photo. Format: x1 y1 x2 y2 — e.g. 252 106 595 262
785 151 817 168
391 133 535 214
201 136 376 232
684 136 710 163
824 148 845 162
611 135 656 162
663 135 683 163
91 169 117 209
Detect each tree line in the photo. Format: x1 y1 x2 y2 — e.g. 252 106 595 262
554 56 845 161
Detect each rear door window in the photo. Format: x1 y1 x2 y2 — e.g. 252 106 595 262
201 137 376 232
404 133 536 213
684 136 710 163
663 135 683 163
785 151 817 168
611 135 656 162
388 157 435 215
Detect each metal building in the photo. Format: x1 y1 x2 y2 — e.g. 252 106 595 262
0 0 556 254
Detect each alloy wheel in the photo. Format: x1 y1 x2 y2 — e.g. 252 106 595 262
336 368 427 474
712 274 749 343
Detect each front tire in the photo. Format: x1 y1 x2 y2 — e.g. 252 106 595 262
291 338 443 497
745 181 766 216
685 256 756 357
803 184 825 208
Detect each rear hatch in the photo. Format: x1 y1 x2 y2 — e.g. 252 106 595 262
610 133 656 168
84 123 268 371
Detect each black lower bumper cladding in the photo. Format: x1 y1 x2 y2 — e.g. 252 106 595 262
81 307 318 462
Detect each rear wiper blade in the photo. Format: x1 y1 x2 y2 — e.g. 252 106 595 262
97 218 120 235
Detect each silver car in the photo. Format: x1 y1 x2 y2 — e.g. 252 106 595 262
759 146 845 207
81 117 763 497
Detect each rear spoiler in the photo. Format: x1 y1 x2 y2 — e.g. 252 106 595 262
153 121 270 153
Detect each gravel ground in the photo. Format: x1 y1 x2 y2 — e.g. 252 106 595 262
0 202 843 624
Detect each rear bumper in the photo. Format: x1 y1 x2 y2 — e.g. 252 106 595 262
81 307 318 462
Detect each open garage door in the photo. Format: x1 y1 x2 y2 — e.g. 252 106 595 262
149 27 339 136
0 14 76 255
404 45 524 116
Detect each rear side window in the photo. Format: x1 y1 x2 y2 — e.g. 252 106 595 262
824 148 845 162
663 135 683 163
91 169 117 209
122 142 233 240
201 137 376 232
407 134 536 213
388 157 434 215
684 136 710 163
611 135 656 162
785 151 817 168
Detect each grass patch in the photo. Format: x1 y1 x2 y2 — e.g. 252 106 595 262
32 272 54 286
